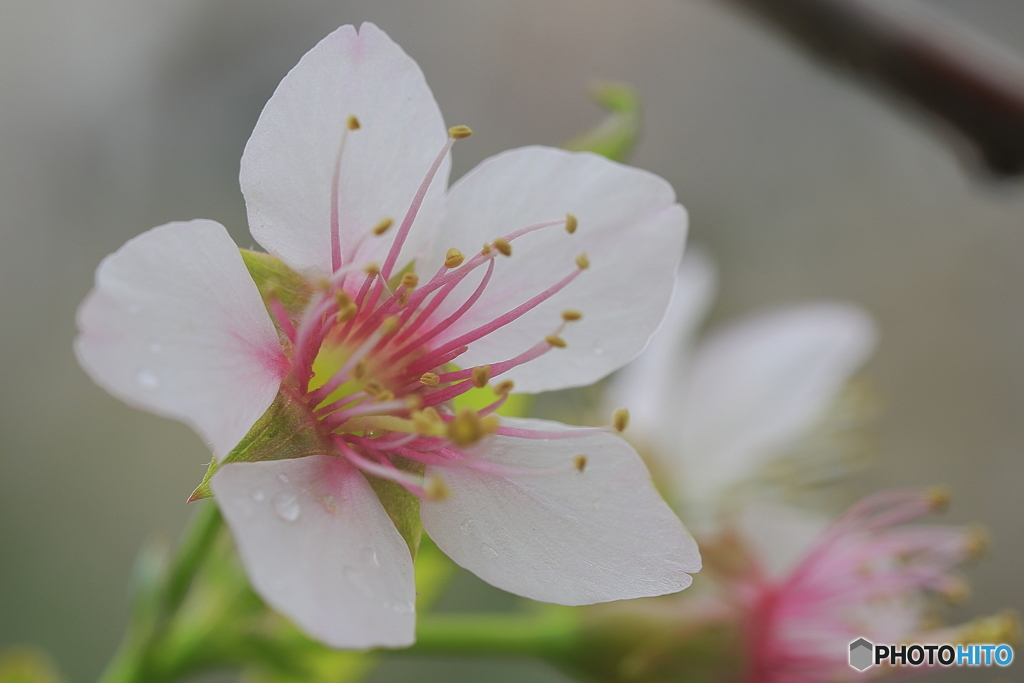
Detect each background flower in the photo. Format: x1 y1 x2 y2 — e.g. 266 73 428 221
608 248 877 524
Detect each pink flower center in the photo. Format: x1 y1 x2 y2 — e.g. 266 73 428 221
267 126 603 499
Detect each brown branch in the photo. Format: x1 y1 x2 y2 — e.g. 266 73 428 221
718 0 1024 178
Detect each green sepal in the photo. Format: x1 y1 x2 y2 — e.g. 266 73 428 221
563 81 642 163
240 249 313 325
366 457 424 559
189 391 332 502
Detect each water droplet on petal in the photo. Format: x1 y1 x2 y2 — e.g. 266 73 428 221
482 544 498 560
344 565 372 596
459 519 476 536
276 473 289 484
273 492 300 522
135 370 160 390
362 547 380 568
391 601 414 614
253 489 265 502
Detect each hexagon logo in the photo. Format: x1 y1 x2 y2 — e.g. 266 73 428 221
849 638 874 671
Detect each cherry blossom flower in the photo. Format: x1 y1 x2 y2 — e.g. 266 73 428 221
608 248 878 523
74 23 699 649
719 490 992 683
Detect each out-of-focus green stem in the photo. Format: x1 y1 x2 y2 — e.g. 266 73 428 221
161 502 223 617
97 503 224 683
408 611 583 662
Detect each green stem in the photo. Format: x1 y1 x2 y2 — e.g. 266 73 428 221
161 502 223 616
408 611 583 662
97 503 224 683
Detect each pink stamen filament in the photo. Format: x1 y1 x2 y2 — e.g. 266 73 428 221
268 297 297 342
333 436 428 497
380 137 456 280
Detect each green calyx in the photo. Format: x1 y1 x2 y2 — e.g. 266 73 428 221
188 391 333 503
188 389 425 559
240 249 313 328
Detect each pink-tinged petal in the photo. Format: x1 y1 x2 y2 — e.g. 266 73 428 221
241 23 449 279
676 304 877 511
420 417 700 605
427 146 687 393
734 500 829 579
74 220 285 459
606 247 717 439
212 456 416 649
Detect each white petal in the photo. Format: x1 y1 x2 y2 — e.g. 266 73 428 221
74 220 284 458
676 303 877 512
425 147 687 393
212 456 416 649
241 23 449 279
421 417 700 605
606 247 717 438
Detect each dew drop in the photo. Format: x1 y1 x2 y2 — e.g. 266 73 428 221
273 492 301 522
391 601 414 614
362 547 380 568
276 473 290 484
253 489 265 503
344 565 372 596
459 519 476 536
135 370 160 390
482 544 499 560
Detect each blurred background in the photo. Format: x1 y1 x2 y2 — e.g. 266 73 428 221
1 0 1023 681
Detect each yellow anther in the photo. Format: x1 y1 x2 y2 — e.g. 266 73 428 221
573 455 588 473
412 408 443 435
545 334 567 348
613 408 630 433
375 390 395 402
405 395 423 410
480 415 499 435
565 213 578 234
447 408 485 446
365 379 385 396
347 115 361 130
372 217 394 236
425 476 451 501
965 525 990 559
927 486 951 512
494 379 514 396
335 290 353 307
481 243 493 255
381 316 400 334
353 359 368 379
575 253 590 270
445 248 465 268
448 125 473 140
365 263 381 276
400 272 420 290
561 309 583 322
471 365 491 388
420 372 440 388
493 238 512 256
336 302 358 322
940 577 971 604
